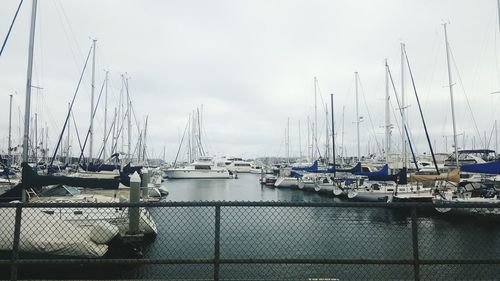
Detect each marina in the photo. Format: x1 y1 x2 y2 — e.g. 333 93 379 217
1 0 500 280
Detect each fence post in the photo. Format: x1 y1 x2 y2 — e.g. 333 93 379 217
411 205 420 281
128 172 141 235
214 205 221 281
10 204 23 281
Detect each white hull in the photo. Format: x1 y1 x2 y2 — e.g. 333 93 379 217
274 177 315 189
165 169 231 179
434 196 500 215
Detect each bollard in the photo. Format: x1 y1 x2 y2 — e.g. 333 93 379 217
128 171 141 235
141 168 150 199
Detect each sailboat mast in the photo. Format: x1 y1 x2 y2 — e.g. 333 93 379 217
66 103 71 163
401 43 407 168
286 117 290 161
325 103 329 163
314 77 318 159
355 72 360 160
330 94 336 171
443 24 459 167
143 116 148 162
341 105 345 166
89 39 96 163
384 59 391 161
103 70 109 161
125 77 131 162
22 0 38 165
8 94 13 163
298 120 302 158
307 116 311 159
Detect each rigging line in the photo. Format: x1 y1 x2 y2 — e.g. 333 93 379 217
110 102 131 157
357 75 383 156
0 0 23 58
404 49 440 174
55 0 84 59
449 45 485 148
173 118 190 167
49 45 93 167
387 65 419 171
95 114 117 162
389 99 403 153
71 111 83 153
77 78 106 165
51 1 82 76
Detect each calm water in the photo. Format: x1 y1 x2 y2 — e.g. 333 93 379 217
9 173 500 280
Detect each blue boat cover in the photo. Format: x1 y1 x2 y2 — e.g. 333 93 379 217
327 162 362 174
292 160 318 172
461 161 500 175
356 164 389 177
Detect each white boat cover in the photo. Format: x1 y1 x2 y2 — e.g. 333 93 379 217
0 207 118 257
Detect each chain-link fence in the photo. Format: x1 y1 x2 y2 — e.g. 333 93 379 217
0 201 499 281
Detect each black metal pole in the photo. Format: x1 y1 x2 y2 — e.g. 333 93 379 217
411 206 420 281
214 205 221 281
10 204 22 281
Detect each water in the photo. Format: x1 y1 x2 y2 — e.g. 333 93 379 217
7 173 500 280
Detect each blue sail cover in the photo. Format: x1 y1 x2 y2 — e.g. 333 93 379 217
292 160 318 172
356 164 389 177
461 161 500 175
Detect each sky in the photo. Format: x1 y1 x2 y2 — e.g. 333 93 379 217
1 0 500 162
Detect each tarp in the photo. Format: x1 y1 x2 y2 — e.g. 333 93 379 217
361 167 406 183
327 162 362 174
356 164 389 177
460 161 500 175
0 207 114 257
409 168 460 183
22 162 120 190
80 163 119 172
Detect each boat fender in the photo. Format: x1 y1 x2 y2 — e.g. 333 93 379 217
90 222 119 244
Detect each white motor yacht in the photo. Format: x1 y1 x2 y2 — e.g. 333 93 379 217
165 156 232 179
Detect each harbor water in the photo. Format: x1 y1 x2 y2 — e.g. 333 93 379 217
7 173 500 280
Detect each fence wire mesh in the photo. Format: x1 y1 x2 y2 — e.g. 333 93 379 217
0 201 499 281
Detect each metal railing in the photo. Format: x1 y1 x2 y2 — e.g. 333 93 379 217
1 201 500 280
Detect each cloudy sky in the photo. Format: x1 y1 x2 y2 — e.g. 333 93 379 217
1 0 500 162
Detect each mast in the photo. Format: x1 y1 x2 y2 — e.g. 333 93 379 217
401 43 407 168
34 113 37 163
330 94 336 172
286 117 290 161
314 77 318 159
66 103 70 164
103 70 109 161
89 39 96 164
355 72 360 160
384 59 391 161
306 116 311 159
22 0 38 167
443 24 459 167
112 107 117 154
325 103 329 163
341 105 345 166
298 120 302 158
8 94 13 164
125 77 131 162
143 116 148 162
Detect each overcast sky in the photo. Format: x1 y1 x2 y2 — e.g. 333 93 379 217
1 0 500 162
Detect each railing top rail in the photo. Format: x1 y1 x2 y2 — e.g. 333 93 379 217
0 200 499 208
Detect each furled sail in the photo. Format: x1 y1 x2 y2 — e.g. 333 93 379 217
409 168 460 183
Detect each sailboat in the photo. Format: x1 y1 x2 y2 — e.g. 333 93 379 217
165 109 232 179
